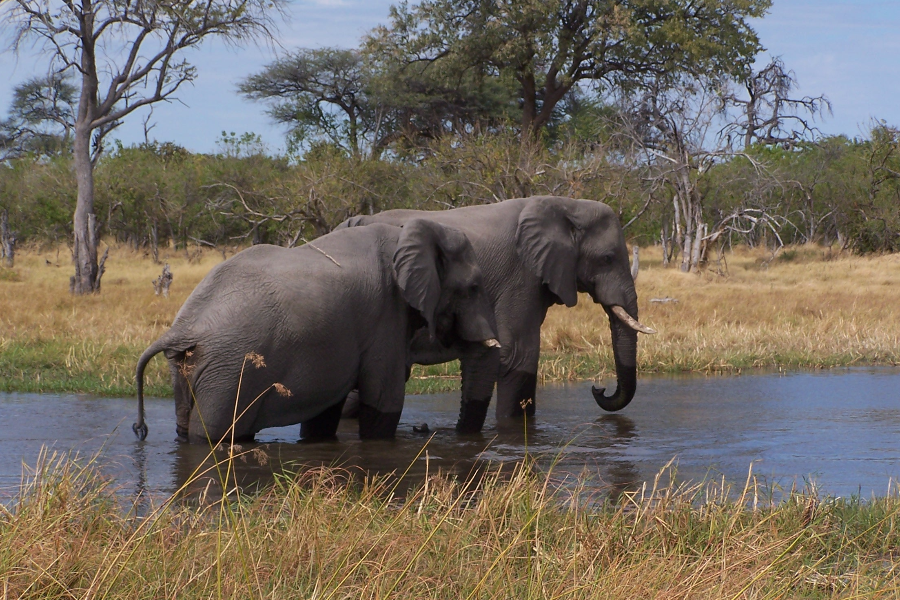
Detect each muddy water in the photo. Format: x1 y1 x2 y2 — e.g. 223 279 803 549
1 367 899 502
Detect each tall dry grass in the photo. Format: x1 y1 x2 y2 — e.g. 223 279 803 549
541 244 900 382
2 449 899 598
1 242 899 395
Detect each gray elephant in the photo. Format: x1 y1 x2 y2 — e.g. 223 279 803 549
133 219 499 443
338 196 654 432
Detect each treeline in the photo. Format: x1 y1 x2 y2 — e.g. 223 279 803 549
1 0 899 271
1 124 898 260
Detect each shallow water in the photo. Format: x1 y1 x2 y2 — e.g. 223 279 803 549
1 367 899 502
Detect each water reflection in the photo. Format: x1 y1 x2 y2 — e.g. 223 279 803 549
2 367 900 502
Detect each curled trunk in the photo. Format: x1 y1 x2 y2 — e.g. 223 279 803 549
591 306 639 412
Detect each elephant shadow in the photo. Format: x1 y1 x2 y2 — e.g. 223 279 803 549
133 412 643 504
590 413 641 501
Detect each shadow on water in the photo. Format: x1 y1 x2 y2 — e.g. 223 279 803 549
3 366 900 504
158 412 644 504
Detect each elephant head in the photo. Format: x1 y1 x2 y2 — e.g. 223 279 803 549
516 196 654 412
393 218 499 349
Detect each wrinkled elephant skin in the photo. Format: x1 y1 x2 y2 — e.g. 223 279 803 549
339 196 646 431
134 220 498 443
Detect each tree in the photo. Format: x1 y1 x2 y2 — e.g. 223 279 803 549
369 0 771 140
721 57 831 150
0 74 78 160
240 45 515 158
615 72 779 272
239 48 377 158
2 0 283 294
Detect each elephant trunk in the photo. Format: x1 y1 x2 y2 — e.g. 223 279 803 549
591 306 639 412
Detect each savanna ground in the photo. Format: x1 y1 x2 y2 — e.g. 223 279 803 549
2 243 900 598
1 241 899 396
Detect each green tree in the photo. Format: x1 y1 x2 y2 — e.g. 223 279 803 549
369 0 770 140
0 74 78 160
240 45 515 158
239 48 377 158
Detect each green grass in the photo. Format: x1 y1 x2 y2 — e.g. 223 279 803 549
0 338 172 397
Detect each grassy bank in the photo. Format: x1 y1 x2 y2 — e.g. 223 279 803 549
2 451 900 598
1 243 899 397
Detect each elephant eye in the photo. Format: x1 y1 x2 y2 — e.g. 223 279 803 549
599 253 614 265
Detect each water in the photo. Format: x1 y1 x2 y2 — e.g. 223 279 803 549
1 367 899 502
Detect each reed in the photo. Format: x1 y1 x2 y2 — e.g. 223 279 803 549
2 448 899 598
3 351 899 598
1 242 899 397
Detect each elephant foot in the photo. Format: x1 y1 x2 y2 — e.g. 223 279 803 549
357 404 401 440
495 370 537 418
175 425 189 443
300 398 346 440
456 398 490 433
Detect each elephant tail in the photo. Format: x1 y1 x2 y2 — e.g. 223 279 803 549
134 331 194 441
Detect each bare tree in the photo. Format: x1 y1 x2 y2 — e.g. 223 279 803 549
2 0 283 294
721 57 830 150
614 56 829 272
614 74 730 272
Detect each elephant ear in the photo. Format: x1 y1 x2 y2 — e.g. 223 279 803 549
393 219 468 337
515 197 581 307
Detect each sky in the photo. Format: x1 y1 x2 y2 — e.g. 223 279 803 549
0 0 898 154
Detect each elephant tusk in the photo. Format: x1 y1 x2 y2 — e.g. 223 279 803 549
611 305 656 335
482 338 502 348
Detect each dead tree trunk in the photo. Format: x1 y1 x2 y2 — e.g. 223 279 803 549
672 194 683 267
1 209 16 268
660 220 671 267
150 221 160 264
690 220 706 272
675 167 706 273
153 263 173 297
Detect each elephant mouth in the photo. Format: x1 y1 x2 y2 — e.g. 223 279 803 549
482 338 501 348
610 305 656 335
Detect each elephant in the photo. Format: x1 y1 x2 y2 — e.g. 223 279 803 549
338 196 655 432
133 219 499 443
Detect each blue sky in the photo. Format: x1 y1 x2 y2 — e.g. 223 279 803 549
1 0 898 154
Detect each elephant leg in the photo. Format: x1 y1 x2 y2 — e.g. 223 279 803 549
356 361 405 440
300 398 347 440
456 344 499 433
188 381 264 444
340 389 361 419
357 403 402 439
494 320 542 419
168 356 193 443
491 294 548 420
494 330 541 419
495 369 537 418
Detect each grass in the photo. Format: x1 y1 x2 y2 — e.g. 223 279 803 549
3 279 899 599
1 242 899 397
539 243 900 382
2 449 900 598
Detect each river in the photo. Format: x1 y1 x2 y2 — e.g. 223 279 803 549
1 367 899 502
